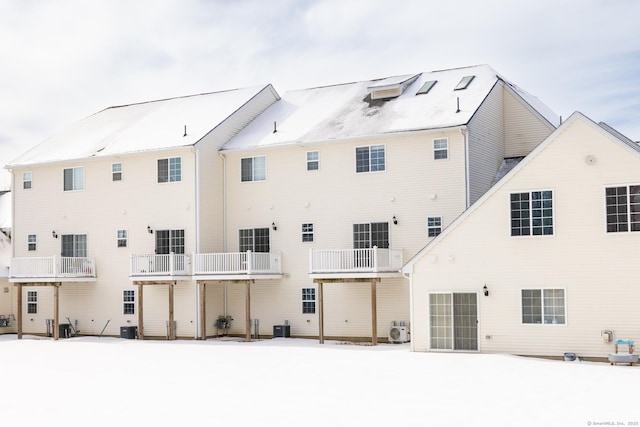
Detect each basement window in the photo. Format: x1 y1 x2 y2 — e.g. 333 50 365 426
416 80 437 95
454 75 475 90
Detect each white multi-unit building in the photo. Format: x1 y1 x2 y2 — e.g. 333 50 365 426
3 65 558 343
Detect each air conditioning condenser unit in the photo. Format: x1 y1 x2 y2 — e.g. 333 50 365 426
388 326 409 343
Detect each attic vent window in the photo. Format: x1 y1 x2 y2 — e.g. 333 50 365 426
416 80 437 95
454 75 475 90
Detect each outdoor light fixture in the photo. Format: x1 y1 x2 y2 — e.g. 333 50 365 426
272 222 277 231
483 285 489 297
393 215 398 225
52 230 58 239
147 226 153 234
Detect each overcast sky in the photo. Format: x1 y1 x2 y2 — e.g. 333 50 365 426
1 0 639 188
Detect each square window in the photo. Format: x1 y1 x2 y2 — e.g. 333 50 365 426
433 138 448 160
63 167 85 191
241 156 267 182
511 191 553 236
606 185 640 233
157 157 181 183
356 145 385 173
307 151 319 171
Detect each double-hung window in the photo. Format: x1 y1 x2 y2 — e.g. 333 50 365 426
23 172 32 189
521 289 566 325
117 230 128 247
123 290 135 315
157 157 181 183
302 288 316 314
61 234 87 257
63 167 84 191
427 217 442 237
356 145 385 173
605 185 640 232
27 291 38 314
28 234 37 251
239 228 270 252
510 190 553 236
433 138 448 160
241 156 266 182
112 163 122 181
307 151 319 171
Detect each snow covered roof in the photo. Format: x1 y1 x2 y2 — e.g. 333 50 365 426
222 65 559 152
7 85 276 167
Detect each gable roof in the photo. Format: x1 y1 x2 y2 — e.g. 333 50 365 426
402 111 640 274
221 65 559 152
7 85 278 168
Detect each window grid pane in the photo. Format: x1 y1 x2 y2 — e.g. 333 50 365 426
531 191 553 235
521 289 542 324
157 159 169 183
169 157 181 182
429 293 452 350
356 147 370 173
253 156 266 181
302 223 314 242
123 290 135 315
27 291 38 314
427 217 442 237
370 145 385 171
302 288 316 314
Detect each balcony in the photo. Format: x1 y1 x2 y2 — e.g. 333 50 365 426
9 256 97 283
309 247 403 279
192 250 283 280
129 253 191 281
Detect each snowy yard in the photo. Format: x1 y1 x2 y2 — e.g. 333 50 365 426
2 335 639 427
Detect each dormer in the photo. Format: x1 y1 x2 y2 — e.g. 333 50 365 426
367 74 420 100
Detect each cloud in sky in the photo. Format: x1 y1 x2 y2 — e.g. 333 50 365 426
1 0 639 188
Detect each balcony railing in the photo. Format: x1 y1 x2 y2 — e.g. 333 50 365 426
10 256 96 279
309 247 403 274
130 253 190 277
193 250 282 276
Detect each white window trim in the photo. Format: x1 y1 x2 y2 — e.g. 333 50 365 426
27 291 38 314
520 287 567 326
302 288 316 314
509 189 555 237
433 138 449 160
123 289 135 315
355 144 386 174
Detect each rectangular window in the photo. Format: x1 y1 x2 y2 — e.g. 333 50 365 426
241 156 266 182
27 291 38 314
416 80 437 95
427 217 442 237
61 234 87 257
356 145 385 173
23 171 32 189
353 222 389 249
302 288 316 314
123 290 135 315
306 151 319 171
302 223 314 242
63 167 85 191
521 289 565 325
112 163 122 181
27 234 37 251
157 157 181 183
238 228 270 252
605 185 640 232
117 230 128 248
155 229 185 255
510 191 553 236
433 138 448 160
454 75 475 90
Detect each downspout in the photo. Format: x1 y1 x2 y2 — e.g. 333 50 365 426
461 127 470 208
194 147 201 339
219 152 228 315
403 268 415 352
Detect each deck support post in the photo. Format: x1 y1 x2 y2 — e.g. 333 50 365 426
16 283 22 339
245 281 252 341
137 282 144 340
318 281 324 344
53 283 60 340
199 282 206 340
371 280 377 346
168 282 175 340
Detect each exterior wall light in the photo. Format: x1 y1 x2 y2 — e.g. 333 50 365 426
52 230 58 239
393 215 398 225
483 284 489 297
272 222 277 231
147 226 153 234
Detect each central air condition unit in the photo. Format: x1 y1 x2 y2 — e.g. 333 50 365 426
388 326 409 343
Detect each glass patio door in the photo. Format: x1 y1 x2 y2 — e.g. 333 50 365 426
429 292 478 351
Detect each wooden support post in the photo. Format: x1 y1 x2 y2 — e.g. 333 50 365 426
16 283 22 340
245 281 251 341
137 283 144 340
168 282 175 340
371 280 377 346
199 282 206 340
53 283 60 340
318 281 324 344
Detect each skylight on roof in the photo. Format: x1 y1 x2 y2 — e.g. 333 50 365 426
454 75 475 90
416 80 437 95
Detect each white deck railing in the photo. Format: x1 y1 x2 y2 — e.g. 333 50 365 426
10 256 96 278
130 253 190 276
193 250 281 275
309 247 403 273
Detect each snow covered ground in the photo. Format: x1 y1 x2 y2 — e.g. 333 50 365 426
2 335 639 427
